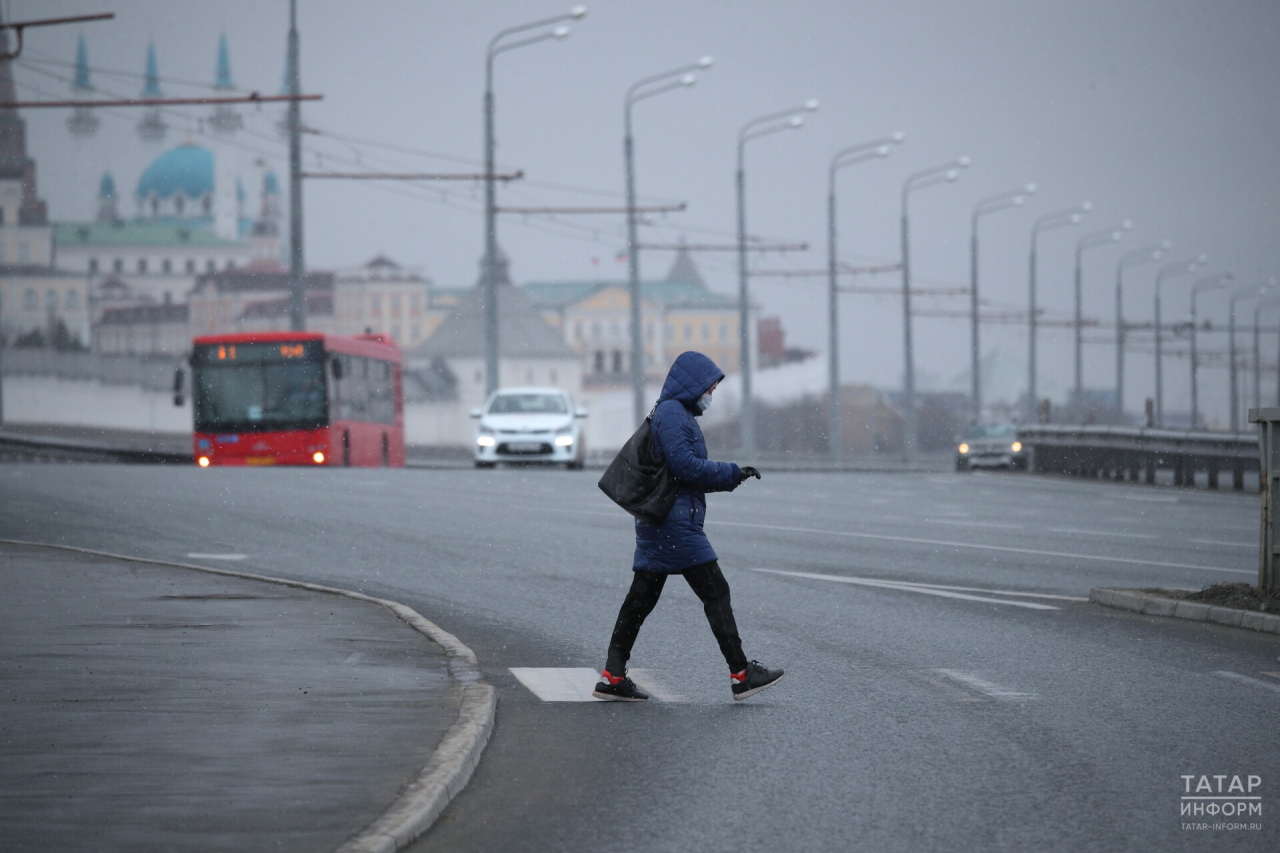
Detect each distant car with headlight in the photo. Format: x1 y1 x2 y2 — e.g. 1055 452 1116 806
471 387 587 469
955 423 1026 471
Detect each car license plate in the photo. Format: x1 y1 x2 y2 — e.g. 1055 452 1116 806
507 442 542 452
245 456 277 465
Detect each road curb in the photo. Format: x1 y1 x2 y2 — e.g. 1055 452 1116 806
1089 587 1280 635
0 538 495 853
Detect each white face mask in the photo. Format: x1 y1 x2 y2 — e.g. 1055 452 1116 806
697 392 713 412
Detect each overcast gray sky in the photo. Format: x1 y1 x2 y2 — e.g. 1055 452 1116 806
14 0 1280 424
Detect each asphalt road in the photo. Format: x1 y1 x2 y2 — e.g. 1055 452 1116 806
2 464 1275 852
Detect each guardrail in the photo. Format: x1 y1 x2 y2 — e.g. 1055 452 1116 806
0 431 191 464
1017 424 1258 490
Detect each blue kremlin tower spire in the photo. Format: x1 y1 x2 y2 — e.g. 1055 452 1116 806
67 35 100 137
208 32 242 133
136 41 167 142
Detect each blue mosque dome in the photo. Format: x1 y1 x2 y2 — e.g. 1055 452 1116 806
135 142 214 201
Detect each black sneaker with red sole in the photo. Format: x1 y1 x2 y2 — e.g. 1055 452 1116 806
593 670 650 702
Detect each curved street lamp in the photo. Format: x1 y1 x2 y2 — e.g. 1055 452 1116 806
1114 241 1170 418
900 157 969 456
969 183 1035 423
1027 203 1090 417
736 99 819 458
1229 280 1272 431
825 132 904 462
624 56 711 425
1074 221 1132 409
482 6 587 395
1188 272 1233 429
1153 255 1207 425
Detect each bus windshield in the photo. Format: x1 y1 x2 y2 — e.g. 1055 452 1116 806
194 359 327 433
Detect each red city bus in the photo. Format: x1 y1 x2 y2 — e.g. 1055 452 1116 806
181 331 405 467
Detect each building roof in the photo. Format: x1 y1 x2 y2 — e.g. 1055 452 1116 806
521 278 737 310
136 142 213 201
409 283 574 361
54 220 240 248
98 302 189 326
336 254 428 284
237 291 333 320
193 268 334 295
665 242 706 287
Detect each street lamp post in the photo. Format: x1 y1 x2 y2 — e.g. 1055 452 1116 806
624 57 711 426
826 132 903 462
1114 242 1169 419
483 6 586 397
1027 204 1089 418
1073 221 1131 411
1230 281 1271 432
736 100 819 458
969 184 1035 424
901 157 969 458
1189 272 1233 429
1153 256 1206 426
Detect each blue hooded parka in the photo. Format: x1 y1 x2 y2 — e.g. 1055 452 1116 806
633 351 741 571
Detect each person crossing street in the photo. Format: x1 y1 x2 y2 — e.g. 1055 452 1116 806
594 351 784 703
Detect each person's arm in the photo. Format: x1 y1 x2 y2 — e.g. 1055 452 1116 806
654 404 740 490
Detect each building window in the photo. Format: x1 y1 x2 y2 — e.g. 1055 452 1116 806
372 295 382 312
591 321 600 339
162 258 172 274
66 290 79 311
609 321 619 339
207 259 216 272
702 323 710 340
593 350 605 373
612 350 623 373
684 324 692 340
113 258 124 273
186 259 196 273
226 259 235 270
23 288 36 310
410 294 421 313
18 241 30 263
392 295 402 314
45 289 58 310
88 258 99 273
138 258 148 274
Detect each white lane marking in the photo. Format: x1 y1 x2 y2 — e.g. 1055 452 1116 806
1121 494 1180 504
510 667 601 702
544 508 1252 575
1046 528 1158 540
860 578 1087 602
1190 539 1253 549
185 553 248 560
931 519 1022 530
935 669 1037 699
1215 671 1280 696
509 667 680 702
749 569 1060 610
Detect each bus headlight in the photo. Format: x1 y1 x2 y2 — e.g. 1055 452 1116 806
1011 441 1023 452
554 435 574 447
958 443 970 454
477 435 496 448
198 456 211 467
313 451 326 464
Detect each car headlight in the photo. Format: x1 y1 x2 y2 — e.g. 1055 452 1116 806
1011 441 1023 452
477 435 496 447
958 443 970 454
554 435 574 447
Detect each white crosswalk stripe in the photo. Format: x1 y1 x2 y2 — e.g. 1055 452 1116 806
509 667 684 702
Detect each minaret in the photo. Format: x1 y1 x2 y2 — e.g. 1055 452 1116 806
96 172 119 222
0 16 47 225
136 42 167 142
207 33 242 134
66 35 100 137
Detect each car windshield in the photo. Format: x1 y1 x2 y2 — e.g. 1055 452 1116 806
965 423 1017 440
488 393 568 415
194 361 328 432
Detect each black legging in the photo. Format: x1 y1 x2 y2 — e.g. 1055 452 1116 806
605 560 747 674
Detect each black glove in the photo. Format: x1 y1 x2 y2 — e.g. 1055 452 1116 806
738 466 761 483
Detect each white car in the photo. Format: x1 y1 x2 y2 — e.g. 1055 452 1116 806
471 387 587 469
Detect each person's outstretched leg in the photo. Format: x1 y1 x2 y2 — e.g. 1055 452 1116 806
681 561 748 672
604 570 667 675
683 561 784 700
